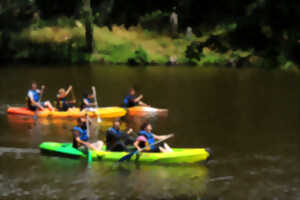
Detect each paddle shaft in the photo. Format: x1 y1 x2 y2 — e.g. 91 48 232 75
91 86 101 122
119 134 174 162
140 134 174 152
34 87 44 119
85 114 93 163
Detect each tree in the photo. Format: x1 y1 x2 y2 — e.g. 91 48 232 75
82 0 94 53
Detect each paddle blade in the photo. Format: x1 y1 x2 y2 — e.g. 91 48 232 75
119 151 136 162
88 150 93 163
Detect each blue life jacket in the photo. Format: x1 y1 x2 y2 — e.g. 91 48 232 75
123 95 134 107
73 126 89 142
28 89 40 102
108 127 123 137
81 97 92 110
139 130 155 149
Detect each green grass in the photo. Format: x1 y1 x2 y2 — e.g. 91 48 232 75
16 22 192 64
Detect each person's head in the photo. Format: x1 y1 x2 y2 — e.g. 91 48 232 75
87 93 94 99
77 117 87 129
129 88 136 96
31 82 37 90
113 119 121 130
141 122 152 132
58 88 65 95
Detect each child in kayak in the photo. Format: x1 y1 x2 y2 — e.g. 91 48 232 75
56 85 76 111
72 117 103 151
26 82 54 111
123 88 149 107
80 92 97 110
106 119 134 152
134 122 173 153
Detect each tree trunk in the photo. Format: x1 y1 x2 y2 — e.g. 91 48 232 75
83 0 94 53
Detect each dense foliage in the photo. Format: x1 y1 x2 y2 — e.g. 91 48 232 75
1 0 300 69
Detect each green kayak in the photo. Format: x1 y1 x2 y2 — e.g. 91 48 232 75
40 142 211 164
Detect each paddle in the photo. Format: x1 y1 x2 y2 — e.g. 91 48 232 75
119 134 174 163
34 86 45 120
70 85 76 104
85 114 93 163
91 86 102 123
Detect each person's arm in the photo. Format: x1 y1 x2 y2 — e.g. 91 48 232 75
133 94 143 103
83 98 96 107
127 128 133 135
75 136 96 150
153 133 174 140
134 140 143 152
65 85 72 96
40 85 45 94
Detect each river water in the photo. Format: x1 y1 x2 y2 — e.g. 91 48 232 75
0 64 299 200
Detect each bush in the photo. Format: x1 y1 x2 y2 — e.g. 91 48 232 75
128 46 150 65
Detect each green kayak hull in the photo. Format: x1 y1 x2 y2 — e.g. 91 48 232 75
40 142 211 164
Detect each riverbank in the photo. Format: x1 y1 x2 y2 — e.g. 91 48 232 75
0 19 298 71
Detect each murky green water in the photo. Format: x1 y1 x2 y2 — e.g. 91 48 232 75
0 64 300 200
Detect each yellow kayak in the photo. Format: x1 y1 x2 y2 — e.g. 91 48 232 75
7 107 127 119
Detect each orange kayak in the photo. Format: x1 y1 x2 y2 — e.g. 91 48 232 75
7 107 127 119
127 106 168 116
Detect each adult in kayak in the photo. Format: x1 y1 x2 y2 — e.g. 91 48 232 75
123 88 149 108
26 82 54 111
106 119 135 152
80 92 96 110
56 85 76 111
134 122 173 153
72 117 103 151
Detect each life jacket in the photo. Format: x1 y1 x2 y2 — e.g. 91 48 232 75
26 89 40 107
108 127 122 137
73 126 89 142
80 97 92 110
123 95 135 107
139 130 155 149
106 127 124 150
56 95 66 110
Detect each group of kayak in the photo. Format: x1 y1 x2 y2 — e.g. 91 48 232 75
73 117 173 154
25 82 148 112
8 82 211 164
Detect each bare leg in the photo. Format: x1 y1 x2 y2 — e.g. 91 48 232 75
44 101 54 111
91 141 104 151
163 143 173 152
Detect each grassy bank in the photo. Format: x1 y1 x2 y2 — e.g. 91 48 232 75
6 20 191 65
1 18 298 70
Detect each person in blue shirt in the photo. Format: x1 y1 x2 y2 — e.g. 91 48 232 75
26 82 54 111
80 92 96 110
72 117 103 151
56 85 76 111
123 88 149 108
106 119 134 152
134 122 173 153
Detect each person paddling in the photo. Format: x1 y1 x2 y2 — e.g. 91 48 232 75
106 119 135 152
123 88 149 108
80 92 96 110
72 117 103 151
26 82 54 111
56 85 76 111
134 122 173 153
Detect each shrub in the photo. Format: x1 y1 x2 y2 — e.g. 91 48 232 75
128 46 150 65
